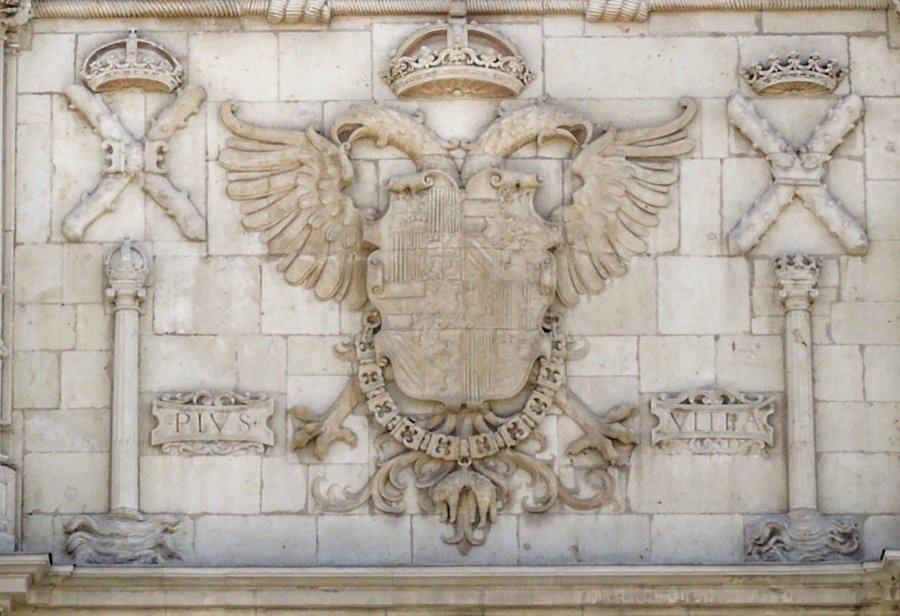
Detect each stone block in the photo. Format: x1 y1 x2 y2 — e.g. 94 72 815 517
17 34 76 93
813 345 865 402
412 514 518 566
658 257 750 334
543 15 584 36
679 159 723 256
518 514 650 565
567 257 657 336
816 402 899 453
17 94 51 124
140 335 237 392
15 122 52 243
864 346 900 402
700 98 729 159
15 244 61 304
628 450 787 513
75 304 111 351
287 336 354 376
279 31 372 101
189 33 278 101
21 514 53 553
639 336 715 393
14 304 75 351
650 514 743 564
24 409 110 453
649 11 757 34
140 455 261 514
843 242 900 302
13 351 59 409
206 163 269 257
153 256 261 335
831 302 900 344
261 266 342 335
317 515 411 565
583 20 648 36
865 98 900 180
760 10 887 33
261 456 308 513
236 336 286 394
850 37 900 96
194 514 316 565
715 335 783 392
567 337 638 377
23 452 108 513
819 453 899 514
62 243 105 304
546 37 737 99
568 376 640 416
60 350 111 409
867 181 900 240
863 515 900 560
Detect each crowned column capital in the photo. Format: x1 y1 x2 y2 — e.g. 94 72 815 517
775 254 821 312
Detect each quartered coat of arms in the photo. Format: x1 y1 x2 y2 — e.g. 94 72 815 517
219 96 696 553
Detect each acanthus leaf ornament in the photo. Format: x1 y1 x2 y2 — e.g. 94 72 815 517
219 98 697 553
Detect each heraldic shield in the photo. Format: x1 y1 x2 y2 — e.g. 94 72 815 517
218 98 697 553
366 168 558 407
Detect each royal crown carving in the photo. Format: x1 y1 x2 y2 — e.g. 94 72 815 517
382 16 534 99
81 29 185 93
218 97 697 553
742 52 846 95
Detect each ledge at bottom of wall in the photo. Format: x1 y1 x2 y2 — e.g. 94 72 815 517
0 550 896 614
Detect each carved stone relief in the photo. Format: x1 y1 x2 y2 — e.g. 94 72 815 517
62 32 206 242
65 241 184 565
151 391 275 456
382 15 534 99
744 254 860 563
218 98 697 552
726 95 868 255
651 389 775 455
741 52 847 95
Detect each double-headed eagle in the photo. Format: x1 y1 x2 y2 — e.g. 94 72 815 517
219 99 696 553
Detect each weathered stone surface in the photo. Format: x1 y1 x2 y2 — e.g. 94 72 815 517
519 514 650 565
658 258 750 334
194 515 316 565
651 514 743 563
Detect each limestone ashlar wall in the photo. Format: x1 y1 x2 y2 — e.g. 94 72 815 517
12 11 900 565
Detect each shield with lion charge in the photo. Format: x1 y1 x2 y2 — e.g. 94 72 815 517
365 168 559 407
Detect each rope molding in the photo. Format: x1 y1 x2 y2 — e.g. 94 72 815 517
27 0 893 24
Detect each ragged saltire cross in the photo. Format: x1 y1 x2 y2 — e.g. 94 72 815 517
62 84 207 242
726 95 868 256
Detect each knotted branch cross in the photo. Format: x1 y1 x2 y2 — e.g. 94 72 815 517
726 95 868 256
62 84 207 242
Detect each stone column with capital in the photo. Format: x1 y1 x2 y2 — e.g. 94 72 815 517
745 254 859 563
64 240 181 565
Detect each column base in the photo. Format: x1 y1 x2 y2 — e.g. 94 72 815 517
745 510 860 563
64 512 182 565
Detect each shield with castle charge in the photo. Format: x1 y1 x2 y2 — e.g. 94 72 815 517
364 168 561 407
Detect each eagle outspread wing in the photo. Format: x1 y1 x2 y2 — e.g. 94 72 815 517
553 98 697 307
219 103 368 309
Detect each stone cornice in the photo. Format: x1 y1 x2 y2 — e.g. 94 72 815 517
28 0 894 25
0 551 895 613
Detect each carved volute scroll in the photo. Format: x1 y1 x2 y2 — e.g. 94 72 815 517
218 98 697 553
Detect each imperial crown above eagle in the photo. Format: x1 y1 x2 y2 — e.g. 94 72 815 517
217 16 697 553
